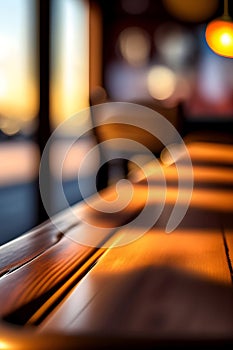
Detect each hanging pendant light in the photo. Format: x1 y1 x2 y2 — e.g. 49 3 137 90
205 0 233 58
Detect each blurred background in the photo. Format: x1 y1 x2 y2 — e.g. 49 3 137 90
0 0 233 245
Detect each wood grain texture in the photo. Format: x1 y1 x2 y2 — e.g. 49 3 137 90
0 141 233 345
0 236 94 322
0 180 147 278
0 222 65 277
0 182 148 324
41 226 233 337
40 141 233 338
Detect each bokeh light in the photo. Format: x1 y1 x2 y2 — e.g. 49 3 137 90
147 65 177 100
163 0 219 22
154 22 196 69
118 27 151 66
1 122 20 136
205 19 233 58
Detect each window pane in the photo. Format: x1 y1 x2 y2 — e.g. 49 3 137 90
50 0 89 129
0 0 38 244
0 0 38 133
49 0 97 215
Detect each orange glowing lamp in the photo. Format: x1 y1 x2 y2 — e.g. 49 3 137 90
205 0 233 58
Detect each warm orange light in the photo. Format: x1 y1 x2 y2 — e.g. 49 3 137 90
205 18 233 58
0 340 11 350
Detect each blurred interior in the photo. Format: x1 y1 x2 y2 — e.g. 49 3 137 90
0 0 233 245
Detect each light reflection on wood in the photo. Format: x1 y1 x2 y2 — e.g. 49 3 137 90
40 228 233 336
0 140 232 342
94 229 231 284
187 142 233 164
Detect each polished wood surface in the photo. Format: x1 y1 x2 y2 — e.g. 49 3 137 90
41 240 233 337
0 141 233 348
40 144 233 337
0 221 64 277
0 180 147 324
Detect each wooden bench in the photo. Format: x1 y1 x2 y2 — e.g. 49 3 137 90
0 141 233 349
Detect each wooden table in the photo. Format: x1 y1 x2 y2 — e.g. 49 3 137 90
0 142 233 349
